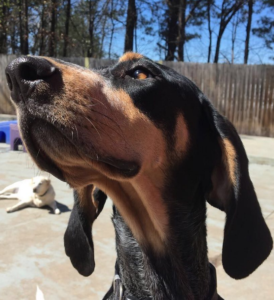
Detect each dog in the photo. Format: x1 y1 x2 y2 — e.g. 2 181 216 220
0 176 60 214
5 52 272 299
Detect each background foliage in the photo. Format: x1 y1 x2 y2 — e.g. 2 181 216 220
0 0 273 63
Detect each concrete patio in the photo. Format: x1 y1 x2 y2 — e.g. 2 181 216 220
0 135 273 300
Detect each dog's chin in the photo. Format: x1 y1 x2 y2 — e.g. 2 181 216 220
22 119 69 181
19 117 140 182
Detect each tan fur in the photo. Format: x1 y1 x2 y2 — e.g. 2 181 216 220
77 185 98 222
222 138 236 185
209 138 237 208
119 52 143 62
174 114 189 157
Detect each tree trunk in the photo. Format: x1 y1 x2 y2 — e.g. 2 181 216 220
207 0 212 63
22 0 29 55
39 3 46 56
178 0 186 61
165 0 179 61
244 0 253 64
124 0 137 53
0 2 7 53
177 0 202 61
108 0 115 59
88 0 95 57
19 0 23 53
11 19 16 54
231 12 239 64
63 0 71 57
214 24 225 63
49 0 57 57
100 14 107 58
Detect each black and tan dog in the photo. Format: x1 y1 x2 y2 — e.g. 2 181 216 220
6 53 272 300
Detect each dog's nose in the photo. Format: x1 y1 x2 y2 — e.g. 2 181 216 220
5 56 56 103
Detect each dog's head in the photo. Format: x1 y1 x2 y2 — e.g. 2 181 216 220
6 53 272 279
32 176 51 195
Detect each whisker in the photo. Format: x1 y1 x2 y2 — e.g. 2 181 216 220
74 125 79 140
90 109 122 132
36 148 41 159
95 119 126 142
85 117 101 138
86 95 107 108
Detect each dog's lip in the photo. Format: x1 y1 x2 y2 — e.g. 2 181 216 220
98 157 139 177
33 145 65 181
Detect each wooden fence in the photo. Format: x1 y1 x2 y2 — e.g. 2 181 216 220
1 55 273 137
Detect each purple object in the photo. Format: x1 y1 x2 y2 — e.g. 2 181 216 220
0 120 17 143
10 123 26 152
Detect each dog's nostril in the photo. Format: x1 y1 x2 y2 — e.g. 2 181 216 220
6 74 13 91
20 64 39 81
19 61 56 82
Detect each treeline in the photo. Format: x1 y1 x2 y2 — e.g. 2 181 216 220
0 0 273 63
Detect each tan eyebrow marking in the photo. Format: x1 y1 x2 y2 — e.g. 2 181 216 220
119 52 143 62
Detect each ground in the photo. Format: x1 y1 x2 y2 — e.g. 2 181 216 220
0 135 273 300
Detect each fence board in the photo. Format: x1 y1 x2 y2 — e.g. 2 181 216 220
0 55 274 137
0 55 17 114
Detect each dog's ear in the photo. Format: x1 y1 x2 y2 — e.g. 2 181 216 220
64 185 107 276
201 96 273 279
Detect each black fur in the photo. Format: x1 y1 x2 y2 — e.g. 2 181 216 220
64 187 107 277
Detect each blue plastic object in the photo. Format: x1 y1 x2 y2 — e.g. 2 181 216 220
0 120 17 144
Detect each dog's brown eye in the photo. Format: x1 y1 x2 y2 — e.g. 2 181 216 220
132 69 151 80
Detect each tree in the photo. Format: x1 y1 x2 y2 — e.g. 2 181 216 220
49 0 57 56
38 1 47 56
213 0 245 63
87 0 97 57
63 0 71 57
164 0 179 61
0 1 8 54
22 0 29 54
253 0 274 56
231 9 245 63
244 0 254 64
160 0 206 61
124 0 137 52
206 0 214 62
177 0 204 61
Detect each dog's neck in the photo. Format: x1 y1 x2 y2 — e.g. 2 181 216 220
96 147 213 299
38 186 51 197
111 186 211 300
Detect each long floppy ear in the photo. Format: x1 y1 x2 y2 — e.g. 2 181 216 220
201 96 273 279
64 185 107 276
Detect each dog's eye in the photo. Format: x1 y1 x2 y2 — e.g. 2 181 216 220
131 69 152 80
